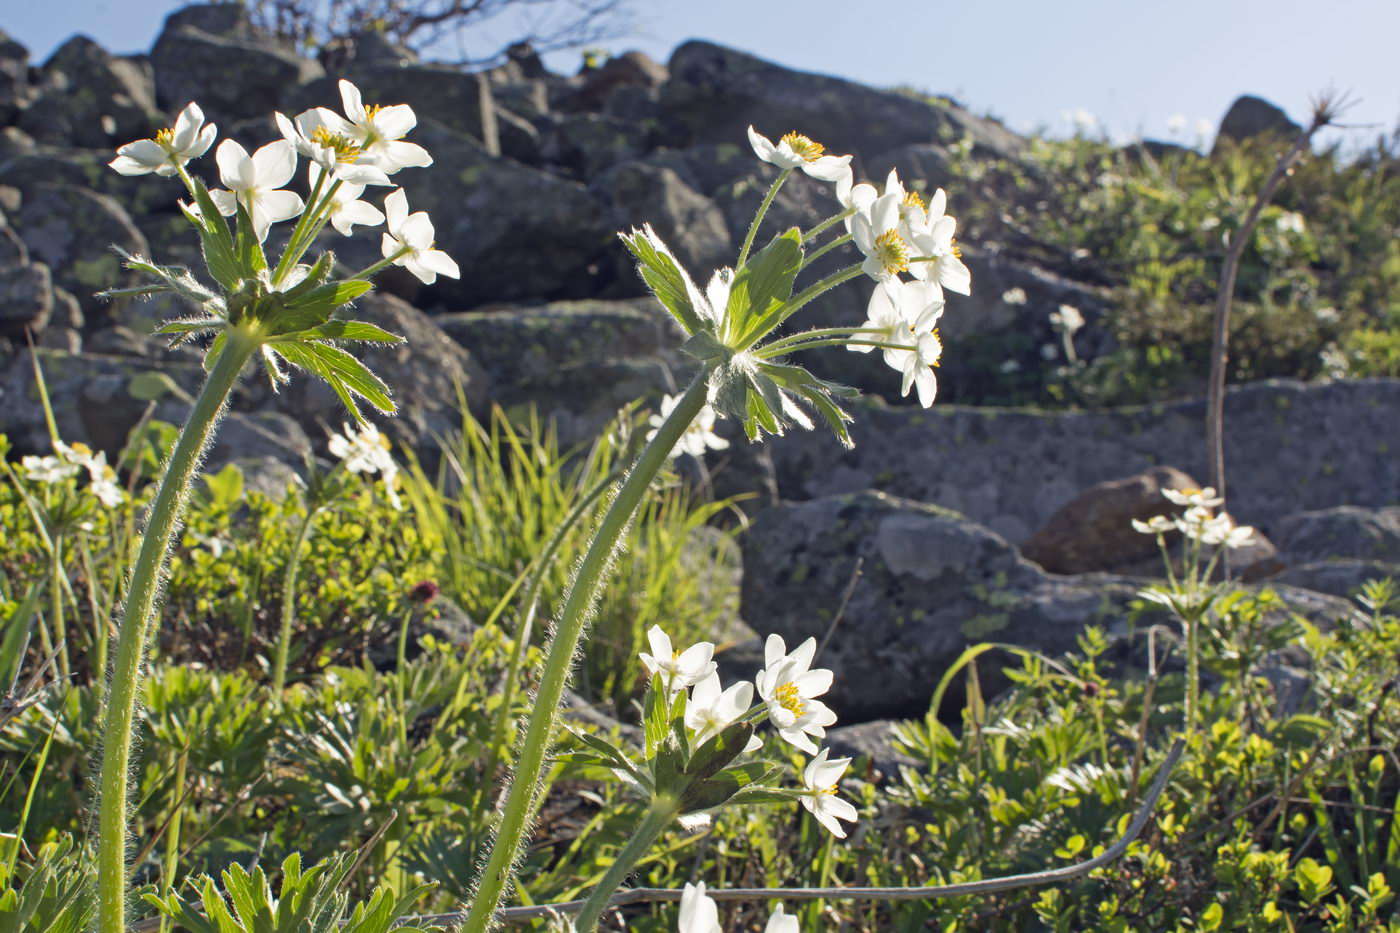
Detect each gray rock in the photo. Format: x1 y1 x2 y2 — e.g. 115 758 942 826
823 720 921 780
739 490 1148 720
0 30 31 126
162 3 256 38
219 455 302 501
0 145 181 221
0 225 26 268
1270 506 1400 564
563 51 668 113
18 37 162 149
241 291 490 458
317 30 418 72
205 411 312 470
12 183 149 318
551 113 647 180
1214 95 1301 150
0 262 53 338
1020 466 1200 575
768 380 1400 546
663 40 1025 163
437 298 681 444
151 22 321 123
641 143 753 196
593 162 732 275
1272 560 1400 602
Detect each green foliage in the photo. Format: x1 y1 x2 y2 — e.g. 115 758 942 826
935 129 1400 406
0 837 93 933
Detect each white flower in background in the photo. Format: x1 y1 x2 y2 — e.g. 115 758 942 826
850 191 909 293
647 393 730 460
747 126 852 182
640 625 716 693
60 442 126 508
1276 211 1306 235
109 102 217 177
898 330 942 409
1162 487 1224 509
836 173 878 234
90 477 126 509
275 109 392 186
1049 304 1085 334
1178 508 1254 549
1166 113 1188 135
1002 287 1027 305
1064 108 1098 134
21 455 80 484
685 672 761 751
330 80 432 174
313 167 386 236
765 904 799 933
380 189 459 284
847 286 916 370
755 634 837 754
678 882 720 933
1131 515 1175 535
328 421 395 475
209 139 304 242
798 747 858 838
1194 118 1214 140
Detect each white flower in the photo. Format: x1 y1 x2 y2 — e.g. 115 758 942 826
109 102 217 177
329 80 432 174
1049 304 1085 334
647 393 730 461
747 127 852 182
639 625 716 693
1002 287 1027 305
21 455 80 484
275 109 392 187
898 330 942 409
1166 113 1188 135
90 477 126 509
380 189 459 285
1162 487 1224 509
209 139 304 242
798 747 858 838
765 904 799 933
314 167 386 236
850 191 909 293
1064 108 1098 133
847 286 915 370
685 672 761 750
907 191 972 298
755 634 837 754
678 882 720 933
328 422 395 475
1131 515 1175 535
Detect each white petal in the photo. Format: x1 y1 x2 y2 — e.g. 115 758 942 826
373 103 416 139
418 248 459 279
215 139 249 188
377 139 433 171
747 125 778 163
402 255 438 284
399 212 436 250
802 154 853 182
794 668 832 698
763 633 787 669
208 188 238 216
339 79 366 122
253 140 297 188
257 189 305 225
381 231 402 260
382 189 409 232
938 256 972 296
336 162 393 186
188 123 217 160
914 365 937 408
109 154 155 176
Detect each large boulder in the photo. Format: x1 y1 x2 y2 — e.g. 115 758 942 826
12 183 149 319
150 15 321 123
1269 507 1400 565
593 162 731 277
0 30 32 126
0 261 54 339
663 40 1025 163
18 37 163 149
767 379 1400 545
1214 95 1301 151
739 490 1146 721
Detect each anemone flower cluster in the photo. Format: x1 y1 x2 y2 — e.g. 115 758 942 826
1131 486 1256 549
641 626 858 839
327 421 402 510
108 80 456 285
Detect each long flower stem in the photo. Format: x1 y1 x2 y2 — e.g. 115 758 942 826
803 208 855 242
737 168 792 268
271 505 320 694
95 329 257 933
738 266 864 350
757 337 915 358
801 233 854 271
1184 611 1200 736
348 245 411 282
573 800 679 932
50 537 70 679
459 369 713 933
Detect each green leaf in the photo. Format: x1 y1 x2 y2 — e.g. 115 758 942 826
680 330 730 364
128 371 187 402
280 251 336 302
684 720 755 785
201 463 244 509
188 177 241 291
272 320 403 345
268 281 376 336
681 760 776 813
270 341 396 421
642 672 668 760
729 227 802 343
795 385 854 449
202 331 228 374
620 228 704 335
723 786 796 807
708 359 750 420
233 201 268 276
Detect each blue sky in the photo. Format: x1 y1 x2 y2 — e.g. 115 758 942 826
4 0 1396 148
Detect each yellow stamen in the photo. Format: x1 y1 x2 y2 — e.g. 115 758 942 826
780 131 826 163
311 126 364 163
821 784 838 796
930 328 942 368
950 238 962 259
874 229 910 275
774 682 806 718
903 190 926 212
155 127 176 149
365 103 384 121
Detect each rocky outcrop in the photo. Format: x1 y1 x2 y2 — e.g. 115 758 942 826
1214 95 1301 150
18 36 163 149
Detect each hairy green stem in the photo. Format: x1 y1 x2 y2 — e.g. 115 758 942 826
271 167 328 287
802 208 854 242
573 800 678 932
271 505 320 693
459 370 713 933
95 329 256 933
737 168 792 269
801 233 854 271
50 536 69 679
348 245 411 282
757 337 914 358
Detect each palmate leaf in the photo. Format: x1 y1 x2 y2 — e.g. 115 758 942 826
729 227 803 345
272 320 403 345
187 176 241 291
266 280 376 336
270 340 395 421
233 201 268 277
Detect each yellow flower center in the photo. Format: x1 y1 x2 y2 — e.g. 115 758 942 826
821 784 838 796
774 682 806 718
874 229 910 275
155 127 176 149
930 328 942 368
950 237 962 259
903 190 926 212
311 126 364 163
364 103 384 121
780 132 826 163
